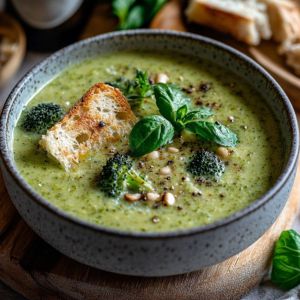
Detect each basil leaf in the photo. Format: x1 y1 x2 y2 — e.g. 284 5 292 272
153 83 190 124
182 107 213 123
129 115 174 156
113 0 167 30
271 230 300 290
176 105 188 122
112 0 135 28
121 5 145 30
185 121 238 147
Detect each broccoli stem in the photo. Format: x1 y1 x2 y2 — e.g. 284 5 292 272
126 169 153 192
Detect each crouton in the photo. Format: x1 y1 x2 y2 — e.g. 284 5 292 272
39 83 137 171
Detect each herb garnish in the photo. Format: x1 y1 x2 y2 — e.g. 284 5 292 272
107 70 153 109
185 121 238 147
110 70 238 156
112 0 167 30
153 83 238 146
271 229 300 290
153 83 190 128
129 115 174 157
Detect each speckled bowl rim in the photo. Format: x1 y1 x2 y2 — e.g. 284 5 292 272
0 30 299 239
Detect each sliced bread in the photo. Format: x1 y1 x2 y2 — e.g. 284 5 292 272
185 0 271 45
261 0 300 43
39 83 137 171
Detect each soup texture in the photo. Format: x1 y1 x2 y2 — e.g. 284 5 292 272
13 51 282 232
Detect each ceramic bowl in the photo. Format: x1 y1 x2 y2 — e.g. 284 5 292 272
0 30 299 277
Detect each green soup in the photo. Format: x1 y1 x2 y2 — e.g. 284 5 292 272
13 51 283 232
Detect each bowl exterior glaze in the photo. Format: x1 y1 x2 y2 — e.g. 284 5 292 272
0 30 298 277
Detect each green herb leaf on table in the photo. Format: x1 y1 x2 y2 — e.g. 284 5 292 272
153 83 191 125
121 5 145 30
185 121 238 147
112 0 167 30
112 0 135 28
271 229 300 290
129 115 174 157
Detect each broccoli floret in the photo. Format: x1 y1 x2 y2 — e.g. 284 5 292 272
99 153 153 197
187 150 225 181
22 103 64 134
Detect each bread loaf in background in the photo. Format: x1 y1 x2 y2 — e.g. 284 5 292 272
261 0 300 43
185 0 272 45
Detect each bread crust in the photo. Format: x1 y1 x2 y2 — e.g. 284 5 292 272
186 0 271 45
40 83 137 171
262 0 300 43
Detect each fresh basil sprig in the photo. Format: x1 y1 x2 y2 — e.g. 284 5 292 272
124 74 237 156
129 115 174 157
153 83 237 147
153 83 190 126
112 0 167 30
271 230 300 290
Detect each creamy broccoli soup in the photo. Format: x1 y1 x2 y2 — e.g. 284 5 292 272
13 51 282 232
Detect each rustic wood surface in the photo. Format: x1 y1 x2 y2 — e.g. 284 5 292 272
0 163 299 300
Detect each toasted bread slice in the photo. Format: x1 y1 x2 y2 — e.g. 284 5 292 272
261 0 300 43
185 0 271 45
39 83 137 171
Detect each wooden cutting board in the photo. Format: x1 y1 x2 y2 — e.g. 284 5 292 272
0 163 299 300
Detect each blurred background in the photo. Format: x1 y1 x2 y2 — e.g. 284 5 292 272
0 0 99 104
2 0 300 111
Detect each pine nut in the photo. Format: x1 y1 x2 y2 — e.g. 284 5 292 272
146 192 161 202
147 151 160 160
155 73 169 84
228 116 235 122
160 166 172 175
124 193 142 202
216 147 230 160
162 192 176 206
168 147 179 153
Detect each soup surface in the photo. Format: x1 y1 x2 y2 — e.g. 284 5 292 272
13 51 282 232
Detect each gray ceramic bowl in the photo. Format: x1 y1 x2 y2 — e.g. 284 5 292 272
0 30 299 277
